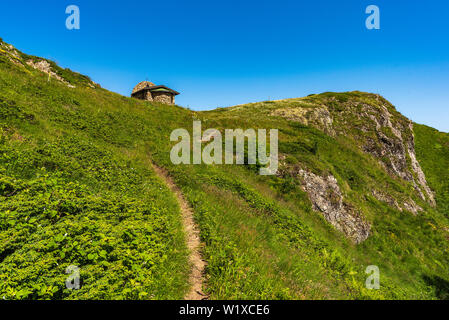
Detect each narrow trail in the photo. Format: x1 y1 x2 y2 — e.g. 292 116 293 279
151 163 208 300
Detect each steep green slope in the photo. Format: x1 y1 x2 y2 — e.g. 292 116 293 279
179 95 449 299
0 40 191 299
414 124 449 216
1 39 448 300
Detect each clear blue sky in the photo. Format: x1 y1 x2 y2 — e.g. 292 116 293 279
1 0 448 131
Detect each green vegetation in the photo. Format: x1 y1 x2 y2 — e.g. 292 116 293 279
0 39 448 300
0 43 190 299
414 124 449 217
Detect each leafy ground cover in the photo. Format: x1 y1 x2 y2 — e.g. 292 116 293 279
1 39 448 299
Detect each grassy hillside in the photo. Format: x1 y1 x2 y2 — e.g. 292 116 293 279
1 39 448 300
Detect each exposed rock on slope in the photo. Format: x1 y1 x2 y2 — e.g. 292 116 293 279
372 190 403 212
274 93 435 207
297 169 370 243
26 60 76 88
271 92 438 243
0 39 99 89
372 189 423 215
0 42 21 65
402 200 423 215
354 101 435 206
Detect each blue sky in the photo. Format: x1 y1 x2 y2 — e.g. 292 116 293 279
1 0 448 131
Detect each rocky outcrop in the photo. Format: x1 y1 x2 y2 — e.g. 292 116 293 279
372 190 403 212
356 102 435 206
372 189 423 215
0 42 23 66
273 93 437 242
1 40 81 89
297 169 370 243
1 40 101 91
273 93 435 208
402 199 423 215
26 60 75 88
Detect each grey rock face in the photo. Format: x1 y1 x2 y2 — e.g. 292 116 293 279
273 93 436 243
372 190 403 212
352 102 435 206
372 189 423 215
298 169 370 244
26 60 75 88
402 200 423 216
277 96 435 207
